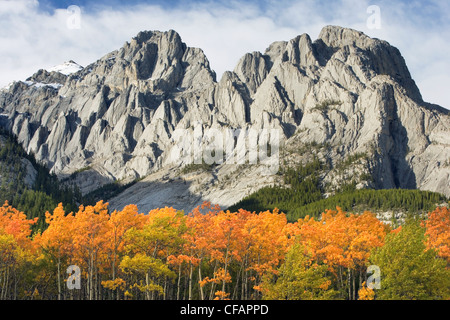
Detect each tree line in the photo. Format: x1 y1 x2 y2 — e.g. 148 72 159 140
228 159 447 222
0 200 448 300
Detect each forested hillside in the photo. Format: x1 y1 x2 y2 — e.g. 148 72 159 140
0 128 81 230
228 159 448 222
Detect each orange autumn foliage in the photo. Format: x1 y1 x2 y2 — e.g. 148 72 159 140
0 199 448 300
295 207 389 271
424 206 450 265
0 201 37 249
358 282 375 300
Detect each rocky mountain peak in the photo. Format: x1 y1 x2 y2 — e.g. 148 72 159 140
0 27 448 213
47 60 83 76
131 30 156 44
318 25 372 48
316 25 422 102
26 69 67 85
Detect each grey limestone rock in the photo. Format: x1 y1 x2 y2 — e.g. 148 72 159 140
0 26 448 212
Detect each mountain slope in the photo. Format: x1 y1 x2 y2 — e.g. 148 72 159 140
0 26 449 213
0 128 81 229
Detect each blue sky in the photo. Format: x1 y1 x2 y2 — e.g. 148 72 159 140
0 0 449 108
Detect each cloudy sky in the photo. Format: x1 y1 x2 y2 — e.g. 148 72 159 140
0 0 449 109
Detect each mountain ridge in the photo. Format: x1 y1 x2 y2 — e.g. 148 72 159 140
0 25 449 213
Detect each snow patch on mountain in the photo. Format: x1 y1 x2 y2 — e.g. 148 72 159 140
22 80 62 90
47 60 83 75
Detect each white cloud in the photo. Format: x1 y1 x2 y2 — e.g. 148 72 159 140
0 0 448 109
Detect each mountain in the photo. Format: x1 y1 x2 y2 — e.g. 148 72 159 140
0 26 449 214
47 60 84 76
0 127 81 229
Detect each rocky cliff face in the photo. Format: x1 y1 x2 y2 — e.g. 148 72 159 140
1 26 449 213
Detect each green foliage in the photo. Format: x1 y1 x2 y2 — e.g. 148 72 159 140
228 150 447 222
370 219 450 300
311 99 342 113
444 159 450 168
296 141 331 155
289 189 447 222
228 158 324 214
66 166 92 180
334 152 368 171
179 161 215 175
261 243 338 300
359 172 374 183
336 180 357 193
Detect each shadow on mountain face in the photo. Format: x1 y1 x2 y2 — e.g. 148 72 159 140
373 84 417 190
106 177 205 214
390 121 417 190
